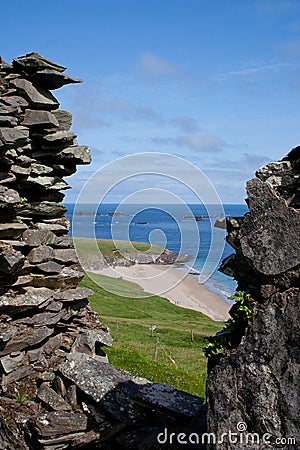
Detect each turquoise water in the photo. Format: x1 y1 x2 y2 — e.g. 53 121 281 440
66 203 248 302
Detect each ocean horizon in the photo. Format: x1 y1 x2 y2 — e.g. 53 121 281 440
66 203 249 302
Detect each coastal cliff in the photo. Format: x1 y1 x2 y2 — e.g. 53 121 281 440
206 147 300 448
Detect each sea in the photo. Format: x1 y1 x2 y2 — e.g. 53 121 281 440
65 203 249 303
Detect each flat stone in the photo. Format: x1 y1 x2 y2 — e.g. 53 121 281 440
37 261 62 274
0 186 20 205
0 287 53 314
54 249 78 263
36 223 68 235
0 242 24 274
41 131 76 149
0 326 54 357
54 287 93 302
22 229 58 246
32 266 83 289
33 411 88 437
59 353 133 402
1 365 34 385
0 115 18 126
59 353 146 423
0 352 25 374
27 245 55 263
134 383 204 421
0 172 16 184
22 109 59 128
13 52 66 73
10 78 59 110
20 201 66 218
37 383 72 411
11 275 33 287
30 163 53 175
54 236 73 248
14 310 63 326
0 223 28 238
1 95 29 108
32 69 82 90
11 165 31 175
15 154 34 165
0 126 29 149
0 103 19 115
52 110 72 131
58 145 91 165
27 175 70 190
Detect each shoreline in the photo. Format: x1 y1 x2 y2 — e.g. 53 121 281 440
92 263 231 322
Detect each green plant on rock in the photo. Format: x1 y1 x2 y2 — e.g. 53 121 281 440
19 196 28 205
15 392 26 407
14 218 25 224
204 291 254 362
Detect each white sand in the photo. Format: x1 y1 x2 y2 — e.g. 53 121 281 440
94 264 230 322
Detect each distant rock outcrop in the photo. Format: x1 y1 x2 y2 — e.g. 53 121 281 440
206 147 300 449
0 53 205 449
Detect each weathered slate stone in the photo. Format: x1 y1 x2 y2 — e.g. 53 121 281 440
20 201 66 218
11 165 31 175
0 351 25 374
0 223 28 238
0 126 29 149
13 52 66 73
59 353 132 402
0 287 53 314
0 115 18 127
37 261 62 274
58 145 91 165
0 103 19 115
52 110 72 131
1 365 34 385
1 95 29 108
0 326 54 357
33 411 88 437
27 245 55 263
27 175 70 190
0 172 16 184
0 243 24 274
10 78 59 110
30 163 53 175
37 383 72 411
31 69 82 90
0 186 20 205
53 287 93 302
14 310 62 326
65 384 77 407
36 223 68 235
41 131 76 149
54 236 73 248
22 229 58 246
54 249 78 263
32 266 83 289
134 383 204 421
22 109 59 128
240 178 300 275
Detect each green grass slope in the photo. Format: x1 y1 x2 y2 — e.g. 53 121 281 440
81 272 223 398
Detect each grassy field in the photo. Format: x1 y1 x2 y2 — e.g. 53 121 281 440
81 272 223 398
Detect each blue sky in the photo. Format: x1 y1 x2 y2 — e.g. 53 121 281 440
1 0 300 203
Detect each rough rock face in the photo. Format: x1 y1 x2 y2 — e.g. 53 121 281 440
207 147 300 449
0 53 205 449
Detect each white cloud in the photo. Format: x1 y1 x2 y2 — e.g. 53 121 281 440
151 134 226 153
139 52 182 77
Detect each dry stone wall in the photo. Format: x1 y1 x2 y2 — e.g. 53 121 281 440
0 53 205 449
206 147 300 449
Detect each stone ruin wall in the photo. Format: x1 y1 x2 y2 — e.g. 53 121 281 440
206 146 300 449
0 53 205 450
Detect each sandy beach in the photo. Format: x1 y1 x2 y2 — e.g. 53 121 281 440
94 264 231 322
